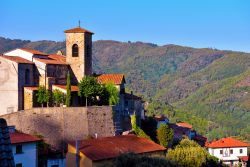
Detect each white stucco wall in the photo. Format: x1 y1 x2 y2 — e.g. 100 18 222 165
12 142 38 167
4 49 34 61
0 57 19 115
208 147 248 161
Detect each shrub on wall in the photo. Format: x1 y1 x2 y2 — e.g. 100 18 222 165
36 86 50 107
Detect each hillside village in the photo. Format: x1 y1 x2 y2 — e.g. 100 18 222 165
0 26 249 167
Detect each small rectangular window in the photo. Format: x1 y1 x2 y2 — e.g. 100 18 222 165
16 163 22 167
220 150 223 154
16 145 22 154
230 149 233 154
240 149 243 154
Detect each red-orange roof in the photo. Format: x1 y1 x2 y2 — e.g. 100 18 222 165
176 122 193 129
206 137 250 148
238 156 249 162
64 27 94 34
53 85 78 92
20 48 47 55
24 86 39 91
69 135 166 161
34 54 67 65
97 74 125 85
1 55 34 64
10 132 41 144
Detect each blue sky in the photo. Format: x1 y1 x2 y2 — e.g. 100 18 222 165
1 0 250 52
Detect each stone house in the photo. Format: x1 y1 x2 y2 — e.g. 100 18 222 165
66 134 166 167
0 26 145 123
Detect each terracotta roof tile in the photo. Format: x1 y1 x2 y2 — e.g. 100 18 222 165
64 27 94 34
69 135 166 161
97 74 125 85
20 48 47 55
206 137 250 148
10 132 41 144
238 156 248 162
34 54 67 65
53 85 78 92
24 86 39 91
0 55 34 64
176 122 193 129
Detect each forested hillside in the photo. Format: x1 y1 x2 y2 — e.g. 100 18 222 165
1 37 249 140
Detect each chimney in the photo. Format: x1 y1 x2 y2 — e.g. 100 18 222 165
95 133 98 139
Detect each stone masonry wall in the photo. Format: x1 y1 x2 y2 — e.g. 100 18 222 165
1 107 115 149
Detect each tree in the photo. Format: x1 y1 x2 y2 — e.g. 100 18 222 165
53 89 64 106
78 76 102 107
131 114 151 140
66 72 71 107
157 124 174 148
36 86 50 107
102 83 119 105
166 138 221 167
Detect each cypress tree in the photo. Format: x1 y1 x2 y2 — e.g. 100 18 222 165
66 72 71 107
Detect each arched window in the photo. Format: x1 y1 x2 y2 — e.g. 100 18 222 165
25 69 30 85
72 44 79 57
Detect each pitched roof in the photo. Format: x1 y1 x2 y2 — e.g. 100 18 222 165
238 156 249 162
69 135 166 161
10 132 41 144
206 137 250 148
24 86 39 91
176 122 193 129
97 74 125 85
34 54 67 65
20 48 47 55
0 55 34 64
64 27 94 34
53 85 79 92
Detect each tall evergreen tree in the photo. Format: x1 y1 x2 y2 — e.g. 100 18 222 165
156 124 174 147
66 72 71 107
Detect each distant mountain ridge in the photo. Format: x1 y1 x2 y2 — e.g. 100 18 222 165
0 36 249 141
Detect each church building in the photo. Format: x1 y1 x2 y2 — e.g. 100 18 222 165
0 26 144 123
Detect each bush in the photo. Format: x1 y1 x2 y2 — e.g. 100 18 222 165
157 124 174 147
53 89 64 106
36 86 50 107
131 114 151 140
166 138 222 167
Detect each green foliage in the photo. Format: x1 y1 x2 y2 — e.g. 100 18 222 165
99 153 178 167
36 86 50 107
157 124 174 148
53 89 64 106
78 76 102 106
166 138 221 167
101 83 119 105
66 72 71 107
131 114 137 130
3 39 250 141
131 114 151 140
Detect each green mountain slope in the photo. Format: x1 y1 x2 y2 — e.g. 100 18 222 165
0 37 249 140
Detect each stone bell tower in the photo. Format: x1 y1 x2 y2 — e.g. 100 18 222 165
64 26 93 82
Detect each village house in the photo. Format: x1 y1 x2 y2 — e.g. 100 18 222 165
66 134 166 167
9 131 41 167
0 26 145 127
206 137 249 167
